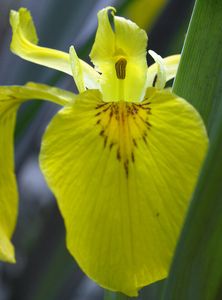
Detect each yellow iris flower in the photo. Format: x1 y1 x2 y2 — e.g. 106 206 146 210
0 6 208 296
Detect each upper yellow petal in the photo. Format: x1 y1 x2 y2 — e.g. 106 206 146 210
90 7 148 102
10 8 100 89
40 88 208 296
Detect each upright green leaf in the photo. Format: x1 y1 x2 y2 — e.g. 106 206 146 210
163 0 222 299
173 0 222 131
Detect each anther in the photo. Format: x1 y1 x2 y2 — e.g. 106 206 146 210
115 58 127 79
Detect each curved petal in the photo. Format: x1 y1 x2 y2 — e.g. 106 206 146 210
90 7 148 102
0 83 75 262
16 82 76 105
148 50 166 89
146 54 180 88
69 46 86 93
40 89 208 296
10 8 100 89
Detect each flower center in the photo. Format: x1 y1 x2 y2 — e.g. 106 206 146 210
95 99 152 177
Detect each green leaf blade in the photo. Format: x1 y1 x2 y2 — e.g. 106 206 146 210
173 0 222 132
163 0 222 299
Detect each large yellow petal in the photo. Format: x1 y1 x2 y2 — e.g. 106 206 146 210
90 7 148 102
40 89 208 296
0 83 75 262
10 8 100 89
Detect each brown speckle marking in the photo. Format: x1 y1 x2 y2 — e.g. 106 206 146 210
102 105 111 113
95 99 152 178
100 130 105 136
145 120 152 128
104 136 108 148
109 142 114 150
132 138 137 147
143 135 148 145
117 147 121 161
95 111 101 117
124 159 129 178
95 102 109 109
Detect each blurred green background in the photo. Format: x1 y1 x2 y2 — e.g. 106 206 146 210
0 0 195 299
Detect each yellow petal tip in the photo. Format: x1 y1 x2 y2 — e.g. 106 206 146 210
10 7 38 53
0 230 16 264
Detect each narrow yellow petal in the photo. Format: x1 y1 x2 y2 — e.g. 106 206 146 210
10 8 100 89
40 89 208 296
90 7 148 102
146 54 180 88
0 82 76 106
21 82 76 105
148 50 166 89
0 83 75 262
69 46 86 93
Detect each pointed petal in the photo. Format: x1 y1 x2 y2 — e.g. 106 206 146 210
10 8 100 89
90 7 148 102
146 54 180 88
0 83 75 262
148 50 166 89
69 46 86 93
40 89 208 296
